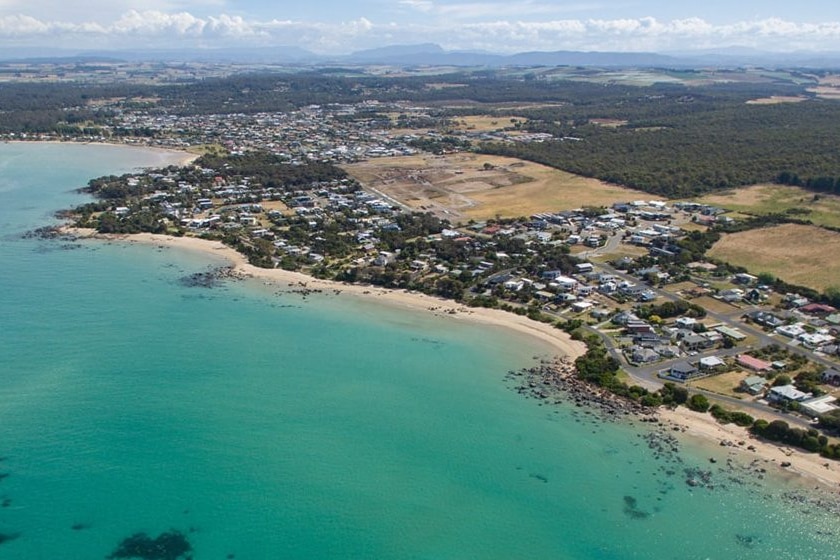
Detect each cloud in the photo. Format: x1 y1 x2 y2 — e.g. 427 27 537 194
0 11 838 53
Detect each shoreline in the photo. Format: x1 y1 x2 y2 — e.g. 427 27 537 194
659 406 840 491
5 139 199 167
61 227 840 493
75 229 587 361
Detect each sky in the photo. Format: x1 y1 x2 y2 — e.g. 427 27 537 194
1 0 840 54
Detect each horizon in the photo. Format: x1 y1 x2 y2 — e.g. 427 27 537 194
1 0 840 55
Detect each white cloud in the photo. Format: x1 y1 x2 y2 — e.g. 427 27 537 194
0 12 838 53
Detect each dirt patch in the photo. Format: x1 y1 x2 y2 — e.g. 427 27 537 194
345 153 642 222
745 96 808 105
708 223 840 291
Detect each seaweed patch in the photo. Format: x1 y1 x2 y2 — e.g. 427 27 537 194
108 530 192 560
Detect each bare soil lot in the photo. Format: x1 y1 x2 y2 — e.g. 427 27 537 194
707 223 840 291
344 153 642 222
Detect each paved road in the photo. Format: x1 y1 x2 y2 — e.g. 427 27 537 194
578 256 831 428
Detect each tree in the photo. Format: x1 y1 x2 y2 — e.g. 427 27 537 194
773 375 792 387
687 394 710 412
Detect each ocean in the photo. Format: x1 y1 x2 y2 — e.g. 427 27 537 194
0 142 837 559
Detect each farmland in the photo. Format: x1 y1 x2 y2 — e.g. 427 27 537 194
696 184 840 229
707 223 840 291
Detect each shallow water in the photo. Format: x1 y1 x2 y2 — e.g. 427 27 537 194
0 143 837 559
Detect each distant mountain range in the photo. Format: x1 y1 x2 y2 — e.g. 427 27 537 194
1 43 839 68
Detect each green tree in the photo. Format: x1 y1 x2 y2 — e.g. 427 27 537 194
687 394 711 413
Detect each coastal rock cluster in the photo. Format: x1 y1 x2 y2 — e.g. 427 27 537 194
506 357 651 422
178 266 246 288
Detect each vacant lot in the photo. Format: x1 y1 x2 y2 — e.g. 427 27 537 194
345 153 643 222
745 96 808 105
696 184 840 229
689 371 747 398
708 223 840 291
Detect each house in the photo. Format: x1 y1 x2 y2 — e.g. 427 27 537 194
719 289 744 303
714 325 747 342
799 303 837 317
740 376 767 395
768 385 811 404
575 263 594 274
775 323 806 338
669 361 700 381
746 311 784 329
699 356 726 370
630 346 660 364
733 273 758 285
681 334 714 352
822 368 840 386
800 395 840 418
736 354 772 373
675 317 697 329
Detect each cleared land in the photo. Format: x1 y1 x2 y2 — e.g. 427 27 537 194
688 371 748 398
696 184 840 229
451 115 522 132
707 224 840 291
745 96 808 105
344 153 643 222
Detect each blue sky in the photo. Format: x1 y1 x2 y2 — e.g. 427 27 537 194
1 0 839 53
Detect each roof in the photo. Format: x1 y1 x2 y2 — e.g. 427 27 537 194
769 385 810 402
670 361 697 374
737 354 772 371
742 375 766 388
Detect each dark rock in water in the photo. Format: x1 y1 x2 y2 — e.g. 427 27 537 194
1 497 10 508
0 532 19 545
108 530 192 560
71 522 90 531
529 473 549 483
0 473 8 481
623 495 650 519
179 266 244 289
735 533 760 548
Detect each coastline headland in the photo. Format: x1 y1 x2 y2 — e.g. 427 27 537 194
61 227 840 494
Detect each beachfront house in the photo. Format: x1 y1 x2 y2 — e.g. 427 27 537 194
668 361 700 381
740 376 767 396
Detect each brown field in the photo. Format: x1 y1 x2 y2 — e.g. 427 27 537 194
696 184 840 229
451 115 522 132
692 296 741 315
344 153 642 222
689 371 746 398
707 223 840 291
589 118 628 127
745 96 808 105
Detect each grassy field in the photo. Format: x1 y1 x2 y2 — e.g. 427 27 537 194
696 184 840 229
689 370 747 398
344 153 645 222
450 115 522 132
707 223 840 291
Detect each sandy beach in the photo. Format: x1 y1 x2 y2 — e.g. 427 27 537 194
63 228 840 492
660 406 840 490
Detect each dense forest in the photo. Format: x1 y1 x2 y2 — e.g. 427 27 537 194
478 93 840 198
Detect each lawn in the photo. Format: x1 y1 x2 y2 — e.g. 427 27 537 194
708 223 840 292
688 370 747 398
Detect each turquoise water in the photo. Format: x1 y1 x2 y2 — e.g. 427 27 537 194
0 143 838 559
